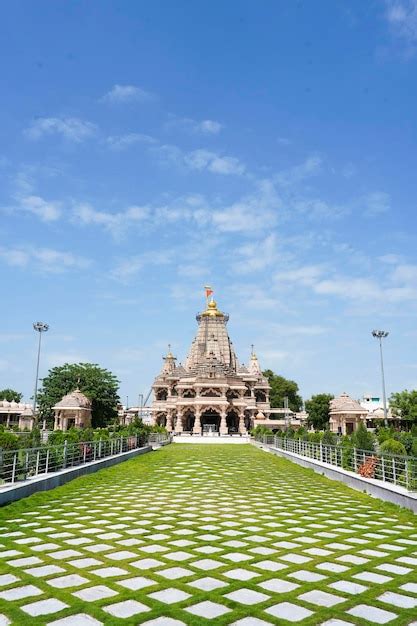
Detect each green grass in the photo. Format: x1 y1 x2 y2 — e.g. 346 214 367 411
0 443 415 625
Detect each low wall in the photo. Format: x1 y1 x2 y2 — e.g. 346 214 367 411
0 445 152 507
253 440 417 513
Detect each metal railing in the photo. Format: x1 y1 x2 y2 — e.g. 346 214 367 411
0 433 169 486
256 435 417 492
148 433 173 444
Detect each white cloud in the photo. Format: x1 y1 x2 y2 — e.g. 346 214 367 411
111 250 173 282
275 155 322 186
101 84 155 103
25 117 96 142
361 191 391 216
106 133 157 150
233 233 279 272
275 265 325 286
19 195 61 222
385 0 417 46
73 202 150 236
184 149 245 175
0 246 90 272
165 116 223 135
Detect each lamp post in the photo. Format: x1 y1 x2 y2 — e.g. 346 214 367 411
372 330 389 428
33 322 49 419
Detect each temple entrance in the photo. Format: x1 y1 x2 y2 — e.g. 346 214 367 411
201 409 220 435
184 411 195 432
227 410 239 434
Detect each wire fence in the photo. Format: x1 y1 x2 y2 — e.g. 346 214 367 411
0 433 171 486
256 434 417 492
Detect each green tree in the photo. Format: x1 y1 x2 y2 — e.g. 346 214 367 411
352 422 375 452
390 390 417 423
262 370 303 412
37 363 120 428
380 438 407 456
0 388 23 402
305 394 334 430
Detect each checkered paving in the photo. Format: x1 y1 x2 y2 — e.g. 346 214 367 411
0 444 416 624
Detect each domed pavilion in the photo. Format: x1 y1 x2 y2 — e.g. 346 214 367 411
53 388 92 431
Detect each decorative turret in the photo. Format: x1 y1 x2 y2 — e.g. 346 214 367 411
161 345 177 375
248 345 262 375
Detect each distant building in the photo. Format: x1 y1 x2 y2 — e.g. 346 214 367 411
0 400 34 430
151 297 271 435
53 388 92 431
329 392 368 435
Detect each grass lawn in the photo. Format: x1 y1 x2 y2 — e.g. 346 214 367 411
0 443 416 625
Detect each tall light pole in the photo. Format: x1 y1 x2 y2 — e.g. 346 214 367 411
372 330 389 428
33 322 49 418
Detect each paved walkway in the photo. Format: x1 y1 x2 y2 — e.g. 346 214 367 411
0 444 416 625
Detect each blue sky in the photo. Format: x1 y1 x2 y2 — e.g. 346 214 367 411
1 1 417 406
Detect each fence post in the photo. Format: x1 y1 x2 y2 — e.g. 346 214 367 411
405 460 409 490
45 448 50 474
11 451 17 483
392 457 396 485
353 448 357 472
320 442 323 462
63 440 68 469
120 436 123 453
381 456 385 482
35 450 40 476
98 438 102 459
93 441 97 461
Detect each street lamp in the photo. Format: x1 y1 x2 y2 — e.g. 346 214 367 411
33 322 49 418
372 330 389 428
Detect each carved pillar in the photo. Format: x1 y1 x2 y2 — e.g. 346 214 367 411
166 409 173 432
219 408 228 435
175 409 183 433
238 411 247 435
193 406 202 435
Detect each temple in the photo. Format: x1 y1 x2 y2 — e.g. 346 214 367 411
151 297 271 435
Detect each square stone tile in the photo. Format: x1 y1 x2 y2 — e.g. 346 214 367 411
376 563 411 575
117 576 155 590
73 585 118 601
191 558 224 570
157 567 194 579
336 554 368 565
47 574 88 588
316 562 348 573
8 556 42 567
353 572 392 584
249 547 276 555
0 575 19 586
148 587 191 604
92 567 128 578
298 590 344 607
253 559 288 572
185 600 231 619
188 576 228 591
165 551 193 561
378 591 417 609
68 558 101 569
224 568 259 581
49 549 82 560
131 558 163 569
347 604 397 624
46 614 103 626
224 588 270 605
141 618 186 626
21 598 68 616
103 599 150 617
25 565 65 577
230 617 272 626
329 581 368 595
265 602 313 622
222 552 252 562
259 579 299 593
106 550 137 561
289 570 326 582
0 585 42 600
400 582 417 594
280 553 311 564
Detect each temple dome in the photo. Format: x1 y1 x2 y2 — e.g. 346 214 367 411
330 392 366 414
53 388 92 409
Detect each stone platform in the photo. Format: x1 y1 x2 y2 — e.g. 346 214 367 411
173 435 251 444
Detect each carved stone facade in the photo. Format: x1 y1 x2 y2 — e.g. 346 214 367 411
151 299 271 435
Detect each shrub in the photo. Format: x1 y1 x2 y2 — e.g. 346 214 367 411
380 438 407 456
0 431 19 450
397 431 413 454
411 438 417 457
352 422 375 452
321 430 337 446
